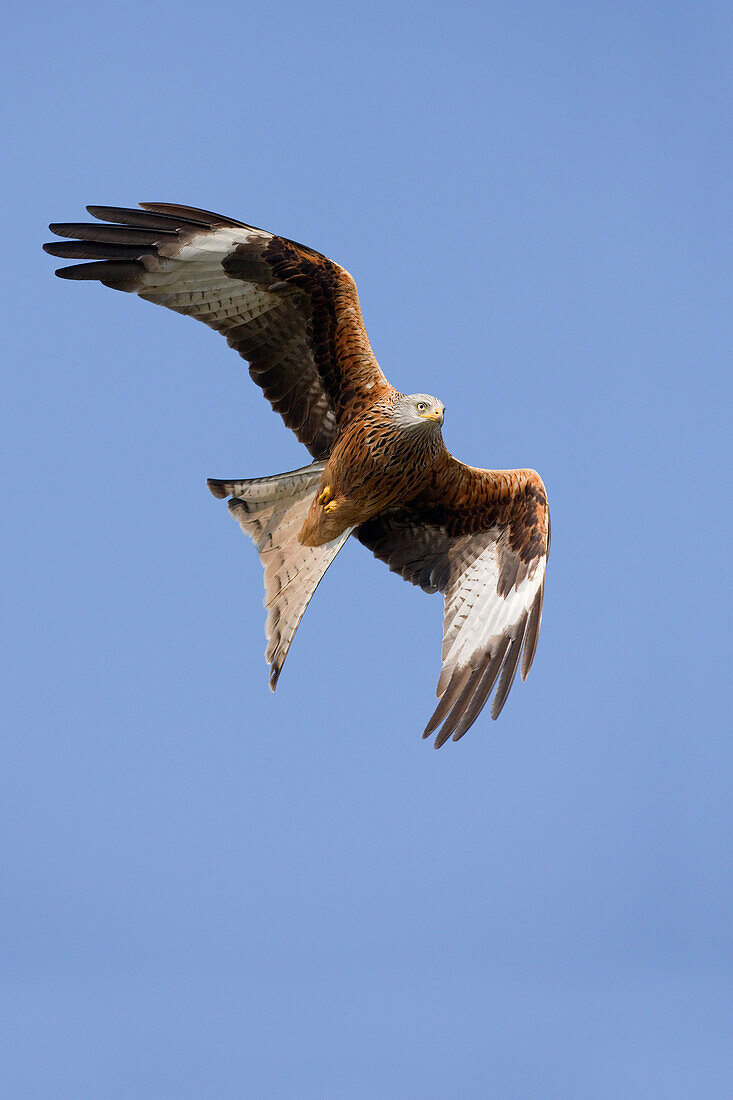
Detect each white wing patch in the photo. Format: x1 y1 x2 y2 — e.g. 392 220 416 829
425 533 546 747
136 227 275 324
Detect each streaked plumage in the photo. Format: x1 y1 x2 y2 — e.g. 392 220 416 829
45 203 549 747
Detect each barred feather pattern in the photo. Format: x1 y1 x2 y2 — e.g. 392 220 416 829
207 463 353 688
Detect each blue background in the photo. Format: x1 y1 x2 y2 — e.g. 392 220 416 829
3 2 731 1096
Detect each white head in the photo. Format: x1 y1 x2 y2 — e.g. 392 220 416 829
392 393 445 433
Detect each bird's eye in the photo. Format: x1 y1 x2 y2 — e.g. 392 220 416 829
417 402 427 411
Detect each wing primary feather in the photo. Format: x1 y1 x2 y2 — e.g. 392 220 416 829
48 223 176 244
450 636 515 742
43 241 157 261
489 620 529 721
520 584 544 681
87 205 212 228
138 202 252 228
432 668 485 748
54 260 145 284
436 635 512 747
422 665 472 739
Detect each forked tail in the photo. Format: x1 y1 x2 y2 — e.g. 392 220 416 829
208 463 353 688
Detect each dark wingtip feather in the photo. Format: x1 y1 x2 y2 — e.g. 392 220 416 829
490 627 526 721
426 665 487 748
433 724 453 749
54 260 144 284
450 637 512 741
54 265 84 280
44 241 155 261
85 205 195 230
139 202 246 227
520 584 544 681
422 665 472 740
49 223 173 245
207 478 230 500
87 205 117 220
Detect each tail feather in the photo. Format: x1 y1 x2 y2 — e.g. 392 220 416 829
208 463 353 687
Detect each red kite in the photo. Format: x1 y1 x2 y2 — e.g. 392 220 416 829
45 204 549 747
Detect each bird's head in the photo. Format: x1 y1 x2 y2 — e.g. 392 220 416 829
394 393 445 432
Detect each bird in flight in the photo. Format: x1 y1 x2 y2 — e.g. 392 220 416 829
45 203 549 747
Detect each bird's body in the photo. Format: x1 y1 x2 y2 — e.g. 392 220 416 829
45 203 549 746
300 392 447 545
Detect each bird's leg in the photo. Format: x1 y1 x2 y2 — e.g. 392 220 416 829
317 485 332 506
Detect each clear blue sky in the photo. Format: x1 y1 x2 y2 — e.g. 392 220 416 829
3 2 732 1096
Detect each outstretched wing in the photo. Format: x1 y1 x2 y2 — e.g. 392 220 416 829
356 462 549 747
44 203 391 459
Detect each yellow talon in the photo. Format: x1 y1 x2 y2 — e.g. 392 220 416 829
324 500 338 513
317 485 332 506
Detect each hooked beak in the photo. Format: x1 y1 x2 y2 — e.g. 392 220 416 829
419 407 444 426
